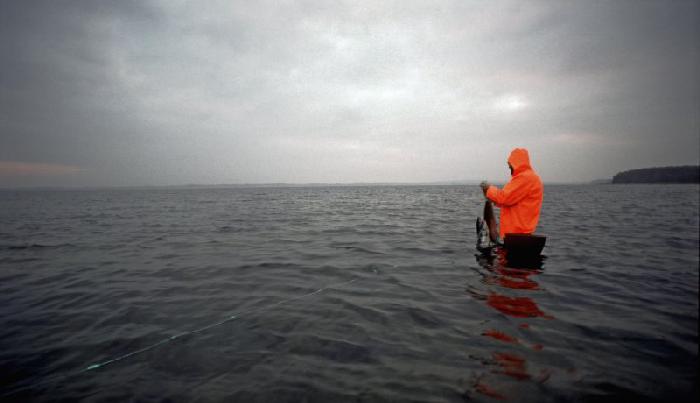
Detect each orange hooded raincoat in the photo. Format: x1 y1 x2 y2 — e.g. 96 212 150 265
486 148 543 239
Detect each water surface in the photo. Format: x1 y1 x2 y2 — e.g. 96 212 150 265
0 184 697 402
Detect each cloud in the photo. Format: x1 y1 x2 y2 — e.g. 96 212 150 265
550 132 615 146
1 0 698 186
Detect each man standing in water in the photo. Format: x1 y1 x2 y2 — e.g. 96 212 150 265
477 148 543 249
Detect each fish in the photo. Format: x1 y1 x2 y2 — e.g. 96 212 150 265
476 201 500 251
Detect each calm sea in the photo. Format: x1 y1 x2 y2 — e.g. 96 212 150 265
0 184 697 402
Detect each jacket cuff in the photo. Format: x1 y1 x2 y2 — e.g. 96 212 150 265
485 185 497 201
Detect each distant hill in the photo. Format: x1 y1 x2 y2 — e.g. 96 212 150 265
612 166 699 184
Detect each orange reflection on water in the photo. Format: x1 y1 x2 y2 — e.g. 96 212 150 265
492 352 530 381
487 294 552 319
480 250 544 292
494 275 539 290
470 247 554 399
483 329 519 344
474 380 506 400
483 328 545 352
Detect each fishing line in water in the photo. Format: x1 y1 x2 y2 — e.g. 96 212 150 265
83 276 360 371
1 276 361 397
3 257 463 398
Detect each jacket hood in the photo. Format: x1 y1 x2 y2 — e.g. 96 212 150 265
507 148 532 175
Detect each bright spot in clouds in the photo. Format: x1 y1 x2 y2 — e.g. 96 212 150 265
492 94 529 113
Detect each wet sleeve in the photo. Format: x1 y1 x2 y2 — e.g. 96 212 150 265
485 176 530 207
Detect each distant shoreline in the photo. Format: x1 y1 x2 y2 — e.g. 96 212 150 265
612 166 699 184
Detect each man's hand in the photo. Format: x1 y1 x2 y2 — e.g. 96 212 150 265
480 181 491 197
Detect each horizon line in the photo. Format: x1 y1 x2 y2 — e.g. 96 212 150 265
0 179 610 190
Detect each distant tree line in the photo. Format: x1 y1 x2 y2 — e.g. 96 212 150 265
612 166 699 183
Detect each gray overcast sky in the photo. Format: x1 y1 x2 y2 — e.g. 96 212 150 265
1 0 698 187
